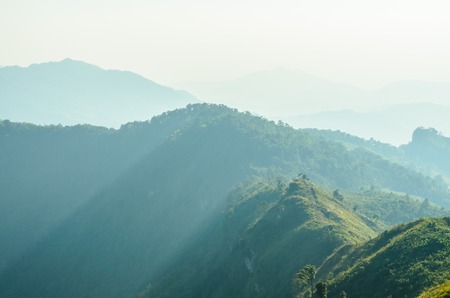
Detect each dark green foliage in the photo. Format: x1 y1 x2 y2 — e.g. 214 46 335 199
307 127 450 190
1 104 450 297
296 264 317 297
419 280 450 298
332 189 344 201
0 106 205 274
315 281 327 298
142 178 378 298
304 128 403 162
340 187 449 227
324 217 450 298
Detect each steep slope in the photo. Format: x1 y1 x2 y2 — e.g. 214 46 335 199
142 178 379 298
0 106 306 297
0 105 218 274
323 217 450 298
0 58 197 127
1 104 450 297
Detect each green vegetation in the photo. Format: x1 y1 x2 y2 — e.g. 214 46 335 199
142 178 378 297
1 104 450 297
304 128 404 163
339 187 449 227
295 264 317 297
323 217 450 298
306 127 450 186
419 280 450 298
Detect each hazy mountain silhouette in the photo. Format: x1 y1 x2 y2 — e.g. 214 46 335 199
285 102 450 145
402 127 450 178
0 59 198 127
175 67 368 117
376 80 450 104
177 69 450 145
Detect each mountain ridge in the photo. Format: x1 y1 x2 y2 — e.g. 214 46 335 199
1 104 450 297
0 58 198 127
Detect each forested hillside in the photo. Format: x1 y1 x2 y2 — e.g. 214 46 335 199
323 217 450 298
1 104 449 297
142 177 378 298
305 127 450 190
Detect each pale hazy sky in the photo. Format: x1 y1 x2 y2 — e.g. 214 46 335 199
2 0 450 89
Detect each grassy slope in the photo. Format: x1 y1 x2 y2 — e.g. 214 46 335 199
419 280 450 298
143 178 379 298
324 217 450 298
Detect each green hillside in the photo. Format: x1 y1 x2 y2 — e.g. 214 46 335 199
324 217 450 298
339 187 448 227
0 107 202 273
142 177 378 298
419 280 450 298
1 104 450 297
306 127 450 184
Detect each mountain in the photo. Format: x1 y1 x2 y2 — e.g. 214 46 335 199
334 187 448 228
176 67 450 145
305 126 450 185
1 104 449 297
0 59 197 127
402 127 450 178
175 67 368 117
376 80 450 105
141 177 379 298
303 128 404 162
140 179 448 298
322 217 450 298
0 110 199 274
285 102 450 146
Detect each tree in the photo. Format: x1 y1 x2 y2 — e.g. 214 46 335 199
296 264 317 297
339 291 347 298
332 189 344 201
315 281 327 298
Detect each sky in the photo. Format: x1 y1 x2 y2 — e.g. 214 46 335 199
1 0 450 89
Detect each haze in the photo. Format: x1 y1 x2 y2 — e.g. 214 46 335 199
2 0 450 89
4 2 450 297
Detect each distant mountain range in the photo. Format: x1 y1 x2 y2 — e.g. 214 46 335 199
0 59 198 127
3 61 450 145
176 68 450 115
176 68 450 145
285 102 450 145
175 67 368 116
